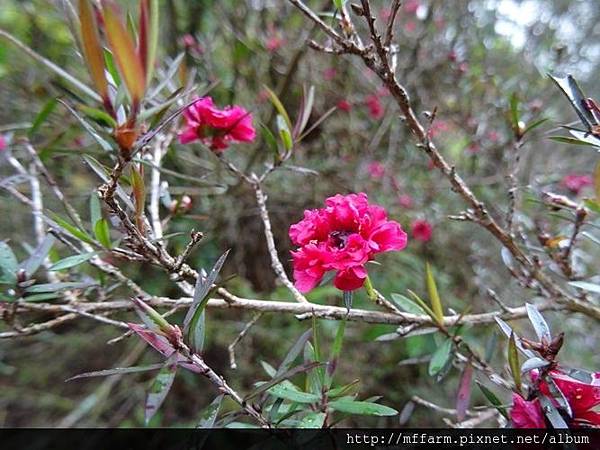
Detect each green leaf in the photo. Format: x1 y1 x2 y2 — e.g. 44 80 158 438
197 394 223 428
584 199 600 214
19 234 55 277
475 381 508 418
277 115 293 152
390 293 427 315
145 354 178 425
131 297 172 333
89 192 102 229
428 338 452 376
263 85 292 132
0 241 18 283
406 289 437 322
246 362 321 401
328 398 398 416
549 136 599 147
67 363 164 381
508 332 521 393
183 251 229 353
509 92 520 131
425 263 444 325
80 105 117 128
266 383 320 404
523 117 548 135
298 411 326 428
29 98 58 137
49 252 97 271
25 281 92 293
51 213 96 245
94 218 112 248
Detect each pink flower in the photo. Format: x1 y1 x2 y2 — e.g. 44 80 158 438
0 135 6 151
337 99 352 112
511 394 546 428
411 219 433 242
428 120 450 138
179 96 256 151
367 162 385 179
398 194 413 209
290 193 407 293
538 370 600 427
365 94 384 120
405 21 417 33
266 35 284 52
561 174 593 195
465 142 480 155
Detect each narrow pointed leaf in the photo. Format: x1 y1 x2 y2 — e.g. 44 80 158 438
539 395 569 429
82 156 135 210
456 363 473 422
51 213 95 245
60 100 113 152
19 234 55 277
145 353 178 425
329 399 398 416
94 218 112 248
25 281 92 293
525 303 551 342
549 74 597 129
299 411 326 428
29 98 58 137
131 297 172 333
0 242 18 282
495 317 536 358
476 381 508 418
78 0 109 102
49 252 97 271
569 281 600 294
521 357 550 374
276 328 312 377
197 394 224 428
407 289 438 322
390 293 427 315
425 263 444 325
265 383 320 404
89 192 102 228
67 363 164 381
263 85 292 131
428 338 452 376
102 0 146 104
183 251 229 333
508 332 521 393
246 362 321 401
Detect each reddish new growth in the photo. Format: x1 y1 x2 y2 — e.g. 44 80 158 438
411 219 433 242
561 173 593 196
179 96 256 151
289 193 407 293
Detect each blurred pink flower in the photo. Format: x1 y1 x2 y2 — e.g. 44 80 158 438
337 99 352 112
487 130 500 143
179 96 256 152
266 35 284 52
0 135 6 151
367 162 386 179
561 174 593 195
428 120 450 138
404 0 420 14
365 94 384 120
323 67 337 81
405 21 417 33
290 193 407 292
411 219 433 242
398 194 413 209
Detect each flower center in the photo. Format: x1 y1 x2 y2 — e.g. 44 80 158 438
329 230 352 249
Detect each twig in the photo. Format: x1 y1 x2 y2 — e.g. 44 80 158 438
228 313 262 370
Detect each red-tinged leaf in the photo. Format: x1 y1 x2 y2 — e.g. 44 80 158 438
145 353 177 425
102 0 146 105
137 0 149 76
66 363 164 381
79 0 110 106
128 323 203 374
456 363 473 422
128 323 175 357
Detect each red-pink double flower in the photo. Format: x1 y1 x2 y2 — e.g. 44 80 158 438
179 96 256 151
511 369 600 428
289 193 407 293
